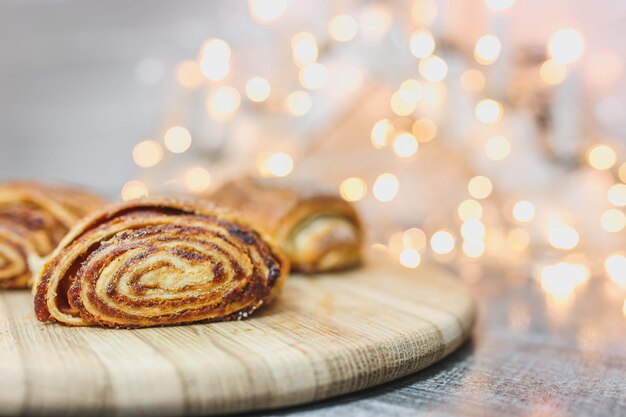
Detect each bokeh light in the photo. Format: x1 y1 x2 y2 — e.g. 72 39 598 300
587 144 617 170
248 0 287 23
600 209 625 232
291 32 318 67
430 230 455 255
340 177 367 202
419 55 448 82
207 86 241 121
458 199 483 221
164 127 192 154
548 28 585 64
185 167 211 193
371 119 394 148
399 248 422 268
329 15 358 42
393 133 419 158
299 63 329 90
373 173 399 202
245 77 271 102
285 90 312 116
468 176 493 199
121 180 149 201
475 99 503 123
257 152 294 177
485 136 511 160
132 140 163 168
410 30 435 58
512 200 536 223
608 184 626 207
474 35 501 65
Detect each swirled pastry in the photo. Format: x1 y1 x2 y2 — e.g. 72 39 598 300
209 178 363 273
34 197 289 328
0 181 106 289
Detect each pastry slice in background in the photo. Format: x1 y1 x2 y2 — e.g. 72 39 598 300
0 181 106 289
34 197 289 328
209 177 363 273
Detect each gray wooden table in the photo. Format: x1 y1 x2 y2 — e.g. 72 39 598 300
257 267 626 417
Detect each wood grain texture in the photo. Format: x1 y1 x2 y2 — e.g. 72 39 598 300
0 262 475 416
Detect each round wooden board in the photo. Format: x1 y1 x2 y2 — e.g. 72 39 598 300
0 262 475 416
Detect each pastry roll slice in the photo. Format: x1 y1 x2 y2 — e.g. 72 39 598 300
0 181 106 289
34 197 288 328
210 178 363 273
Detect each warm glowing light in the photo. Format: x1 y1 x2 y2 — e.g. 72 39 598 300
175 60 204 89
371 119 394 148
540 262 589 300
463 240 485 258
132 140 163 168
207 86 241 121
474 35 501 65
393 133 419 158
430 230 455 255
299 63 328 90
164 126 192 154
540 59 568 85
329 15 358 42
285 90 312 116
400 79 424 99
412 0 438 26
460 69 485 92
587 144 617 170
409 30 435 58
507 228 529 251
359 4 393 40
608 184 626 207
291 32 318 67
461 220 486 241
548 28 585 64
512 200 535 223
258 152 294 178
475 99 503 123
485 136 511 160
605 254 626 288
185 167 211 193
399 248 422 268
419 55 448 82
121 180 149 201
373 173 399 202
403 228 427 250
484 0 514 11
620 163 626 183
390 90 417 116
199 39 231 81
600 209 625 232
340 177 367 202
248 0 287 23
200 38 231 62
245 77 271 102
468 176 493 199
412 118 437 142
548 225 579 250
458 199 483 221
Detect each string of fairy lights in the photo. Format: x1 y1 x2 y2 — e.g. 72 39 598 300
123 0 625 314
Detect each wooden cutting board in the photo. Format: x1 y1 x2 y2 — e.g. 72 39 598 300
0 261 475 416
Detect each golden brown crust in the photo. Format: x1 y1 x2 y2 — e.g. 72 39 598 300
0 181 106 289
209 178 363 273
33 197 289 328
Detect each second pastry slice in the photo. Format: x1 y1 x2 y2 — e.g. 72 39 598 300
34 197 289 328
209 177 363 273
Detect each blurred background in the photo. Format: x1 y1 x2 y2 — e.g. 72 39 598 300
0 0 625 310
